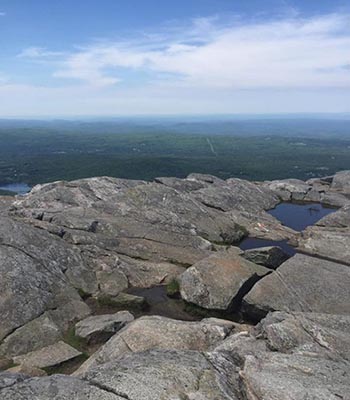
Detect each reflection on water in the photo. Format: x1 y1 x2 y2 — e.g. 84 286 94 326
240 202 336 253
267 202 335 232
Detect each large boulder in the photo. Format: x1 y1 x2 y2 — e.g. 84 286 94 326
75 316 235 375
242 254 350 320
180 249 270 310
81 349 239 400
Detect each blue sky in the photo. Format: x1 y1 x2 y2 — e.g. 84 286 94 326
1 0 350 117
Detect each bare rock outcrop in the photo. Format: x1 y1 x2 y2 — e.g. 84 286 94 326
242 254 350 320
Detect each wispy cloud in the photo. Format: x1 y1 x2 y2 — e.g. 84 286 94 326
6 12 350 116
18 47 64 58
19 13 350 89
0 11 6 17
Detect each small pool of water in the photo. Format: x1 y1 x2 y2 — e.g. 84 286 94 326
239 238 296 257
127 286 198 321
267 202 335 232
0 183 31 194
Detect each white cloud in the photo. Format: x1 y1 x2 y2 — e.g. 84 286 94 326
5 12 350 116
28 13 350 89
0 12 6 17
18 47 64 58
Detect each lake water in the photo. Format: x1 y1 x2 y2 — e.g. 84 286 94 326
239 202 335 253
267 202 335 232
0 183 31 194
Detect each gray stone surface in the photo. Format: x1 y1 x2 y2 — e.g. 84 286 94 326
13 341 82 369
1 173 350 399
75 316 235 375
264 178 312 201
180 249 270 310
2 311 350 399
82 349 239 400
331 170 350 193
0 313 62 358
242 246 290 269
0 374 123 399
317 204 350 228
243 254 350 319
75 311 134 342
240 353 349 400
0 219 91 343
255 311 350 359
0 372 29 390
297 226 350 265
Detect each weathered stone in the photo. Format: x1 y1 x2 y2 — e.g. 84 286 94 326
82 349 239 400
264 179 311 201
0 359 13 371
331 170 350 193
0 372 29 390
228 209 297 241
190 176 279 213
321 191 350 207
242 246 290 269
116 255 186 288
13 341 82 369
75 311 134 342
317 204 350 228
297 226 350 265
95 269 128 297
0 374 123 399
0 216 91 343
240 352 349 400
0 313 62 358
75 316 234 375
7 365 47 377
255 312 350 359
243 254 350 320
98 292 147 310
180 249 270 310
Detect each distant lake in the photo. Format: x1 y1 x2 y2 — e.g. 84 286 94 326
267 202 335 232
0 183 31 194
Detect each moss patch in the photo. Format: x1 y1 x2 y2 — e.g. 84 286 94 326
166 279 180 298
63 326 88 353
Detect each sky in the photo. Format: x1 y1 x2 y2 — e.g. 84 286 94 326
1 0 350 117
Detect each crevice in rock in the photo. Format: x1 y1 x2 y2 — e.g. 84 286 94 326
85 379 131 400
198 201 226 212
229 271 272 315
297 248 350 268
